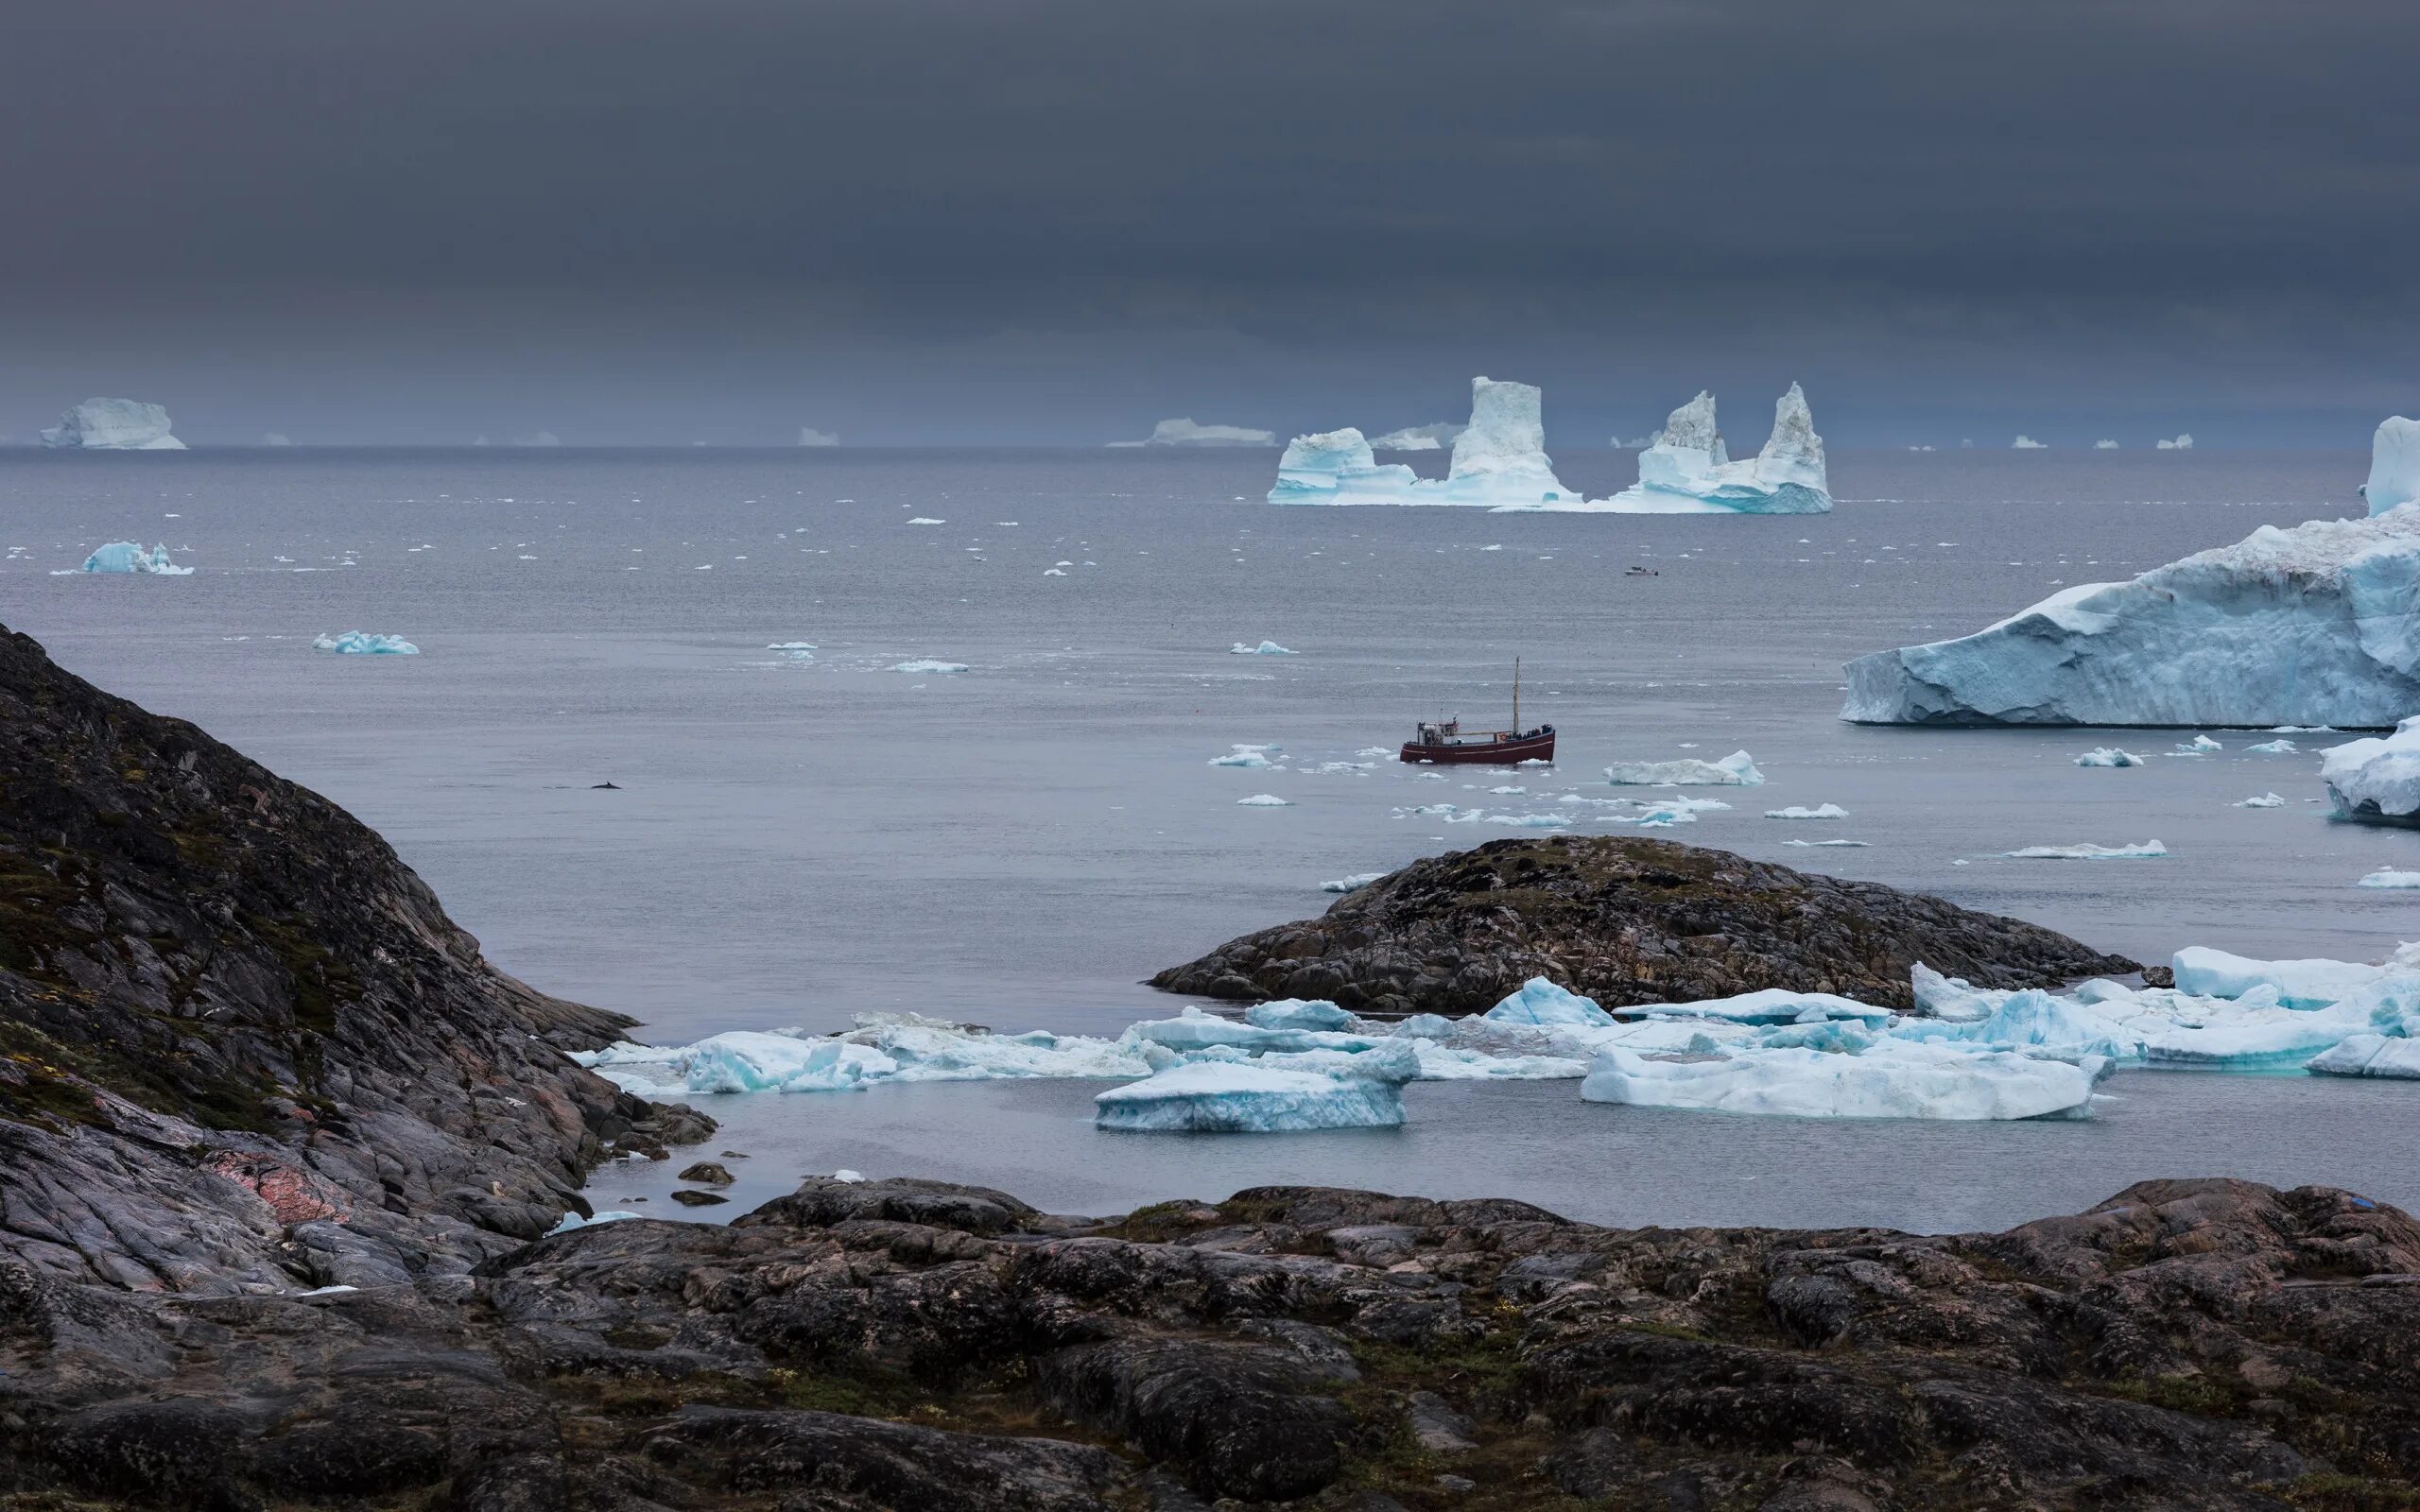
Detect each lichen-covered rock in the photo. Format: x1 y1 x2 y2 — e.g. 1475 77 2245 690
1153 835 2135 1014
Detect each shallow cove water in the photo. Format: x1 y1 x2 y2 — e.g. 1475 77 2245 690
3 444 2412 1230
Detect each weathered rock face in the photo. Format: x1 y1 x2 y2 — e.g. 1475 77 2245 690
1153 835 2139 1014
2 1174 2414 1509
0 624 705 1292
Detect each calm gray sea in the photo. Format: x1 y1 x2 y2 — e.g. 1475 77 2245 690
3 445 2411 1229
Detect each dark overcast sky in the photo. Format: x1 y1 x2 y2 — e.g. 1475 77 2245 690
5 0 2416 444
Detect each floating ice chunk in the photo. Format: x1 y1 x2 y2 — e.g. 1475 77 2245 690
2170 946 2387 1007
2095 439 2120 450
2012 436 2048 449
1094 1061 1406 1131
1394 1013 1458 1039
1112 418 1275 448
1559 385 1831 515
2004 840 2167 860
2172 735 2223 755
1245 999 1359 1031
1579 1040 2098 1120
583 1031 902 1095
314 632 419 655
1370 422 1461 450
1844 446 2420 727
1785 838 1870 848
77 541 193 575
1270 379 1571 508
906 517 944 525
2074 747 2148 767
1910 964 2000 1022
1484 811 1570 828
2321 715 2420 825
1893 988 2136 1060
1483 977 1614 1027
1230 640 1297 655
1236 793 1292 806
891 660 968 674
832 1169 866 1182
1210 745 1280 767
2236 793 2284 808
2308 1033 2420 1078
2157 434 2194 450
1267 428 1424 505
1605 751 1764 786
767 642 818 662
1628 988 1894 1026
1322 872 1384 893
1765 803 1848 819
42 398 185 450
2360 869 2420 888
1119 1007 1384 1057
2361 416 2420 514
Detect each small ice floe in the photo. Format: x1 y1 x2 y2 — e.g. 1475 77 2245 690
1209 744 1281 768
1604 751 1764 786
2003 840 2168 860
2358 869 2420 889
907 517 945 525
1785 838 1871 848
1488 784 1528 795
891 660 968 674
2235 793 2285 808
71 541 192 576
832 1169 867 1182
2074 747 2147 767
1093 1060 1407 1133
1765 803 1848 820
1236 793 1292 806
1231 640 1296 655
2245 739 2298 754
314 632 420 655
1485 812 1571 828
767 642 817 662
2321 717 2420 825
1043 568 1066 576
2171 735 2223 755
1321 872 1383 893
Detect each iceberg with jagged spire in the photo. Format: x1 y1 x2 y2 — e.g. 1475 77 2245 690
1268 377 1571 507
41 399 185 451
1842 415 2420 727
1518 384 1828 514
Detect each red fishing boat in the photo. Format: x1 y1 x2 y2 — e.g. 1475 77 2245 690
1399 660 1556 765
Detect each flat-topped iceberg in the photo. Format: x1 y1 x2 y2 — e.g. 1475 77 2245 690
42 398 185 450
1370 421 1461 451
77 541 192 576
1605 751 1764 786
1094 1060 1407 1132
1111 418 1274 448
314 632 419 656
1542 385 1830 515
2321 716 2420 825
1268 378 1571 508
1844 421 2420 727
1579 1040 2100 1120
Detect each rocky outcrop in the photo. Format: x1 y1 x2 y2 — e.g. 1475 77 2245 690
1154 835 2137 1014
0 624 705 1293
2 1174 2413 1508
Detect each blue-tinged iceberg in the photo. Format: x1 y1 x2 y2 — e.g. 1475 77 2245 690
1515 385 1830 515
2321 717 2420 826
1843 419 2420 727
1605 751 1764 786
1269 378 1572 508
314 632 419 656
77 541 192 575
1578 1039 2101 1120
42 398 185 450
2308 1034 2420 1078
1093 1060 1407 1132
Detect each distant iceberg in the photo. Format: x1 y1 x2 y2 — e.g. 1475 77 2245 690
1764 803 1848 819
1531 385 1830 515
1320 872 1382 893
2003 840 2167 860
1269 378 1572 508
1229 639 1296 655
77 541 191 576
1110 418 1274 448
1093 1060 1407 1132
1605 751 1763 786
262 432 293 447
2321 716 2420 825
2095 439 2120 450
2012 436 2048 450
891 659 968 674
314 632 420 655
798 427 840 447
1369 421 1461 451
2157 434 2195 450
1580 1039 2100 1121
1843 421 2420 727
2074 747 2147 767
42 398 185 451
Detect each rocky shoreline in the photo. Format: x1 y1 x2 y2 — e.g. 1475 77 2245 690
3 625 2414 1509
1153 835 2138 1015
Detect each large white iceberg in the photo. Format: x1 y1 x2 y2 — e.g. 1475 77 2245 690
1543 385 1830 515
2360 416 2420 514
76 541 193 576
42 398 186 450
2321 716 2420 825
1093 1061 1407 1132
2171 945 2397 1008
1605 751 1764 786
1111 418 1274 448
1268 378 1571 508
1578 1040 2100 1121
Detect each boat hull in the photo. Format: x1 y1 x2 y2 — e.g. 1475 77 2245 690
1399 731 1556 765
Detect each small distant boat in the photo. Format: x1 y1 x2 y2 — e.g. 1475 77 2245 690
1400 659 1556 765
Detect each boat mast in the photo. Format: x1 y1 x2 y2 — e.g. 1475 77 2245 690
1512 657 1521 732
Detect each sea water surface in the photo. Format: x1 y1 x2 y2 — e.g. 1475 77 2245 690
3 445 2411 1231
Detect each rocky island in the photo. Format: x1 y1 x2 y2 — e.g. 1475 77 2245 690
2 625 2414 1510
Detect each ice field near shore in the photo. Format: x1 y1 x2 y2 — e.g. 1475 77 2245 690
8 441 2420 1229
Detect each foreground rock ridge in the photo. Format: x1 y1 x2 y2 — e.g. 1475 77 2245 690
0 624 703 1293
1155 835 2137 1014
3 1174 2415 1509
